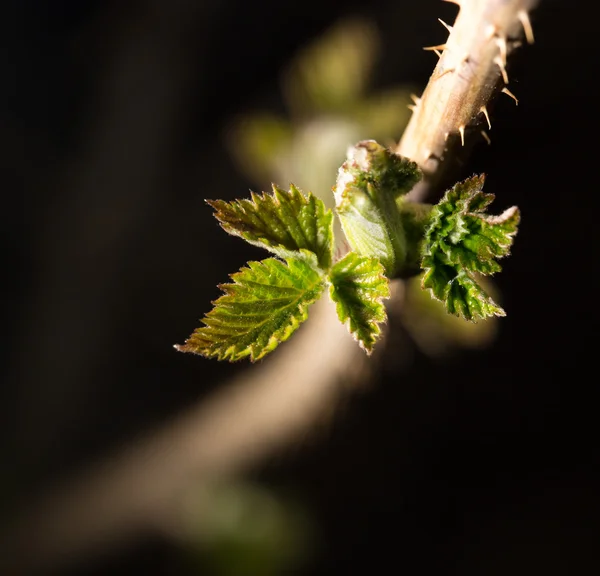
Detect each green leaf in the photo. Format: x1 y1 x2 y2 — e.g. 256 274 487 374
208 184 334 270
421 174 520 321
334 140 422 277
328 252 390 353
421 263 506 320
175 256 325 362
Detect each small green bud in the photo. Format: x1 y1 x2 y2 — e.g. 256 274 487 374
334 140 422 277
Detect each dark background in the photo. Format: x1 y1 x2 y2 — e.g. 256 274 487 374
3 0 598 574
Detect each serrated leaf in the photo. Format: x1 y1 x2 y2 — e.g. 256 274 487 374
208 184 334 270
175 257 325 362
422 261 505 320
400 275 499 358
421 175 520 321
328 252 390 353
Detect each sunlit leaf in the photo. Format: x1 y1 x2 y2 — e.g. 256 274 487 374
208 184 334 270
175 256 325 362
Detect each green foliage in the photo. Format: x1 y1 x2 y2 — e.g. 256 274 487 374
177 146 520 362
175 256 325 362
177 182 392 361
329 252 389 353
421 175 520 321
208 184 334 270
205 19 523 363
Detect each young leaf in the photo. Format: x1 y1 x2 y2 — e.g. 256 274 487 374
328 252 390 353
421 263 506 320
175 256 325 362
334 140 422 277
207 184 334 270
421 174 519 321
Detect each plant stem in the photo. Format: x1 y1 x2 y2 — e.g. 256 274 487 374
398 0 539 200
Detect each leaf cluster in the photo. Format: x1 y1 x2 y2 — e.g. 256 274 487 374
175 185 389 361
176 154 520 361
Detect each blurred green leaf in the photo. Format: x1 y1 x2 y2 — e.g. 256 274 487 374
282 18 380 115
350 87 414 144
226 114 292 186
182 482 312 576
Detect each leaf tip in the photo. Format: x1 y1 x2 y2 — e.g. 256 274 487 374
494 306 507 318
491 204 520 226
174 341 202 355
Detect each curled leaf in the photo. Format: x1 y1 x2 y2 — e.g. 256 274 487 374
421 175 519 321
334 140 422 276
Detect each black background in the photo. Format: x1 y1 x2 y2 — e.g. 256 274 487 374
3 0 598 574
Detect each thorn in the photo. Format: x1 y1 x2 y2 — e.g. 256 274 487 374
501 87 519 105
423 43 447 51
458 125 465 146
444 132 449 142
407 104 417 112
480 130 491 145
438 18 453 33
494 56 509 84
518 10 535 44
410 93 421 105
436 67 455 79
495 36 507 66
480 105 491 130
434 49 442 58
